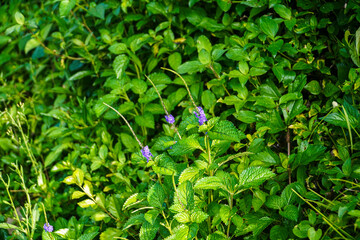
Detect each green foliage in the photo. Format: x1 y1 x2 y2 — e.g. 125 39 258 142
1 0 360 239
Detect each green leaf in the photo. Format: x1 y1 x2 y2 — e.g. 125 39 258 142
259 16 279 40
198 49 211 65
273 4 291 20
0 223 22 231
219 204 231 224
73 168 84 185
174 212 190 223
113 54 129 79
308 227 322 240
265 195 285 210
267 39 284 58
191 211 208 223
139 220 160 240
69 71 92 81
280 205 299 221
88 3 105 19
131 78 147 95
270 225 288 240
59 0 76 17
25 39 40 54
100 228 123 240
146 2 167 15
201 90 216 110
216 0 232 12
78 199 96 208
197 35 212 53
135 112 155 128
178 61 205 74
14 12 25 25
238 166 275 189
234 110 257 123
176 181 195 211
194 176 224 190
304 80 321 95
72 191 86 199
168 52 182 70
144 209 160 225
250 67 267 76
179 167 200 184
109 43 127 54
208 120 241 142
123 214 145 230
147 183 165 209
169 137 203 156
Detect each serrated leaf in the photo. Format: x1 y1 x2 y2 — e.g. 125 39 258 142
123 214 145 230
238 166 275 189
147 183 165 209
219 205 231 224
280 205 299 221
194 176 224 190
191 211 208 223
169 137 203 156
174 212 190 223
144 209 160 225
179 167 199 184
113 54 129 79
208 120 241 142
139 221 160 240
176 181 195 211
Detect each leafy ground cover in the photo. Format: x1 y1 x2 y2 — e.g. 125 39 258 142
1 0 360 239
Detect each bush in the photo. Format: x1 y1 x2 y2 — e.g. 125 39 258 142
1 0 360 239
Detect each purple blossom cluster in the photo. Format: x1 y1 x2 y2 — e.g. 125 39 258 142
194 107 207 125
141 146 153 162
165 114 175 124
43 223 53 233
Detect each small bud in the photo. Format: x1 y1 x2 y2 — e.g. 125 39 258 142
332 101 339 108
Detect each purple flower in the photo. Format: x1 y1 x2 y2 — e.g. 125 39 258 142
194 107 207 125
165 114 175 124
43 223 53 233
141 146 153 162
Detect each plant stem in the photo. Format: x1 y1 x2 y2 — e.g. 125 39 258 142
286 127 291 184
161 67 200 114
145 75 182 139
227 193 234 238
103 103 143 148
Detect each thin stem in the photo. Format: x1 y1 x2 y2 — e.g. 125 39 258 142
0 175 25 234
79 184 121 223
291 189 354 240
145 75 169 115
287 127 291 184
103 103 143 148
145 75 182 139
226 194 234 238
208 64 230 96
161 210 172 234
161 67 199 113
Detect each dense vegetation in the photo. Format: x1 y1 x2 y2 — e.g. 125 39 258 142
1 0 360 239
